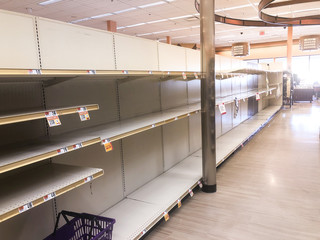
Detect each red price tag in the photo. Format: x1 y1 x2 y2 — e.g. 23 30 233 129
218 103 227 115
256 93 261 101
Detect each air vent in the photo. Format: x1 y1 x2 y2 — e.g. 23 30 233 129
299 35 320 51
231 42 250 57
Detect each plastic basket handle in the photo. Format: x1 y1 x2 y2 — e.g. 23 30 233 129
52 211 105 239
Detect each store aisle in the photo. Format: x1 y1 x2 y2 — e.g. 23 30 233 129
146 101 320 240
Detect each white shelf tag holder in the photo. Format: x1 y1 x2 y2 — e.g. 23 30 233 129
77 107 90 121
87 70 96 74
102 139 113 152
19 202 33 213
218 103 227 115
141 230 147 236
84 175 93 183
57 147 68 154
73 143 83 150
43 192 56 202
45 111 61 127
256 93 261 101
28 69 42 75
188 189 194 197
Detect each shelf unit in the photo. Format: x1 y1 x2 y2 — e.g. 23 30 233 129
0 103 200 175
103 104 281 240
0 163 103 223
0 104 99 126
0 9 283 240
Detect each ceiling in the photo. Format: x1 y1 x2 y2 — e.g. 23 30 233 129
0 0 320 47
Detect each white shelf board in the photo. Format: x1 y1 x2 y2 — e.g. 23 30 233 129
193 105 281 165
128 156 201 205
216 87 276 105
102 199 164 240
0 103 200 174
0 163 103 222
101 105 281 240
0 104 99 126
102 156 202 240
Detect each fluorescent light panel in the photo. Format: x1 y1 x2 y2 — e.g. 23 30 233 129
139 1 165 8
39 0 62 5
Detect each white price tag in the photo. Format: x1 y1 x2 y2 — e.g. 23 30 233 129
19 202 33 213
218 103 227 115
45 111 61 127
256 93 261 101
28 69 42 75
87 70 96 74
198 181 203 188
182 72 187 80
151 124 155 128
43 192 56 202
122 70 128 74
167 71 170 75
57 147 68 154
174 117 178 121
84 175 93 183
188 189 194 197
194 72 199 79
148 71 152 74
77 107 90 121
73 143 83 150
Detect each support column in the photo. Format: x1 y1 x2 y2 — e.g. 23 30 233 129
166 36 172 44
287 26 293 71
107 20 117 32
200 0 216 193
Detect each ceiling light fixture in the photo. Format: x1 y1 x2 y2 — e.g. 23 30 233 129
39 0 63 5
139 1 165 8
91 13 113 19
126 23 146 28
114 7 137 14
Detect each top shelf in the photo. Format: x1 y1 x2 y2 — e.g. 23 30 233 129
0 104 99 126
0 68 283 81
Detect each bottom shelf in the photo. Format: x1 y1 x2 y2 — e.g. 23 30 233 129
101 105 281 240
0 163 104 223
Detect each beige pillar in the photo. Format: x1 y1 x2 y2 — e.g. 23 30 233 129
287 26 293 70
166 36 171 44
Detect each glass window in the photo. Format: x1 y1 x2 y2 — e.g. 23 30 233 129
259 58 274 64
275 57 287 69
310 55 320 84
292 56 310 83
